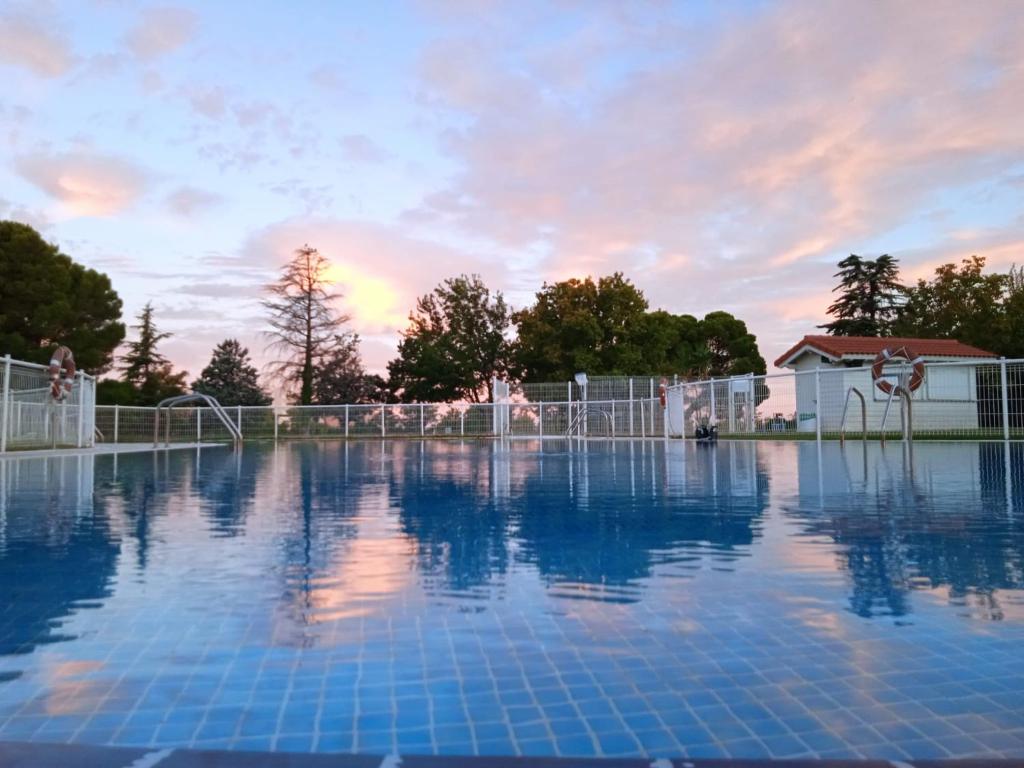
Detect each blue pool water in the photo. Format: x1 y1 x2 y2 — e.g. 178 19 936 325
1 440 1023 760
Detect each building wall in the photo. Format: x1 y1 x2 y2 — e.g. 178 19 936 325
785 353 981 433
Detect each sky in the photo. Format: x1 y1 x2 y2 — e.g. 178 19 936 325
2 0 1024 379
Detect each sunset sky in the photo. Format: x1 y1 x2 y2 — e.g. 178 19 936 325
2 0 1023 377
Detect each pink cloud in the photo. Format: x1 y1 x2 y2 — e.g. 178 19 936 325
15 150 150 217
0 10 75 77
411 0 1024 367
125 6 198 60
243 218 509 367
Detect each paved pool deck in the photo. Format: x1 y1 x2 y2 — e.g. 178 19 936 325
0 741 1020 768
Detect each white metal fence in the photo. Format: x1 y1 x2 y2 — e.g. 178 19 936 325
93 398 670 444
0 355 96 452
666 358 1024 441
4 355 1022 451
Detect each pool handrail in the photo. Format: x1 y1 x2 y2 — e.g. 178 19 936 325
839 386 867 443
153 393 242 447
565 404 614 438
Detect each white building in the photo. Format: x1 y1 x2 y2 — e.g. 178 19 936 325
774 335 998 433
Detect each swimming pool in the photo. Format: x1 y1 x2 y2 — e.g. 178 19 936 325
0 440 1022 760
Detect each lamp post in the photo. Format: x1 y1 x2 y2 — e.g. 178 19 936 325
574 372 588 438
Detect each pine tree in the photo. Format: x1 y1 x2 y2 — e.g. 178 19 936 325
312 333 376 404
263 245 351 405
820 254 905 336
192 339 271 406
118 302 188 404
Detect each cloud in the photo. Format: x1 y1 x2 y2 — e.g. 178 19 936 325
165 186 222 216
0 10 75 77
410 0 1024 366
243 218 507 343
187 86 228 119
339 134 389 164
14 150 150 216
125 6 198 60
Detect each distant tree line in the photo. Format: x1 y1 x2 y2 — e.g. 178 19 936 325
9 216 1019 407
821 253 1024 357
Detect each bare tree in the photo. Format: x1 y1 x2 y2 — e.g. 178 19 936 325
263 245 350 404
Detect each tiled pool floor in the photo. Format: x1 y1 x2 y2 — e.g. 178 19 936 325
1 440 1023 760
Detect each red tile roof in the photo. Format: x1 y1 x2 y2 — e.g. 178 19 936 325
774 335 997 368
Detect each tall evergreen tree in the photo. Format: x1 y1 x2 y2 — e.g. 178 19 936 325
263 245 351 405
312 333 377 404
820 254 905 336
192 339 271 406
118 302 188 404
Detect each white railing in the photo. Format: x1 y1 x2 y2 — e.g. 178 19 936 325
0 354 96 452
93 398 670 444
5 354 1021 451
666 357 1024 441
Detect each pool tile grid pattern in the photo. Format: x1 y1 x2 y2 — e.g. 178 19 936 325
1 441 1024 761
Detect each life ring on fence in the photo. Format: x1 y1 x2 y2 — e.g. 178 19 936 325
48 346 76 401
871 346 924 395
659 379 668 408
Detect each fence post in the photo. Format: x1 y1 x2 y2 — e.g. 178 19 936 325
236 405 243 437
380 404 386 437
0 354 10 453
197 409 202 443
113 404 120 444
628 379 634 436
649 378 655 433
345 404 349 438
273 409 279 441
460 410 465 436
815 367 822 442
611 400 616 439
420 403 425 437
1000 357 1011 441
709 379 717 426
538 402 544 437
76 374 85 448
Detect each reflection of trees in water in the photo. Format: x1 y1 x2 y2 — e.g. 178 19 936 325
512 449 768 593
388 445 510 593
797 443 1024 619
193 448 269 537
389 442 768 600
0 460 119 658
274 443 364 632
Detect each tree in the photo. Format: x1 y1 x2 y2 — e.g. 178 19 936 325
263 245 350 405
0 220 125 371
192 339 271 406
698 311 766 377
512 273 648 381
820 254 905 336
117 302 188 404
312 333 381 404
628 311 705 375
893 256 1007 351
387 274 512 402
1002 265 1024 359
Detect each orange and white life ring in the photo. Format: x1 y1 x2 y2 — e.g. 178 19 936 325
48 346 76 401
871 346 924 395
658 379 668 408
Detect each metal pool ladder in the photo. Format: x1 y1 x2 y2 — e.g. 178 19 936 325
154 393 242 447
565 405 614 438
839 386 867 443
